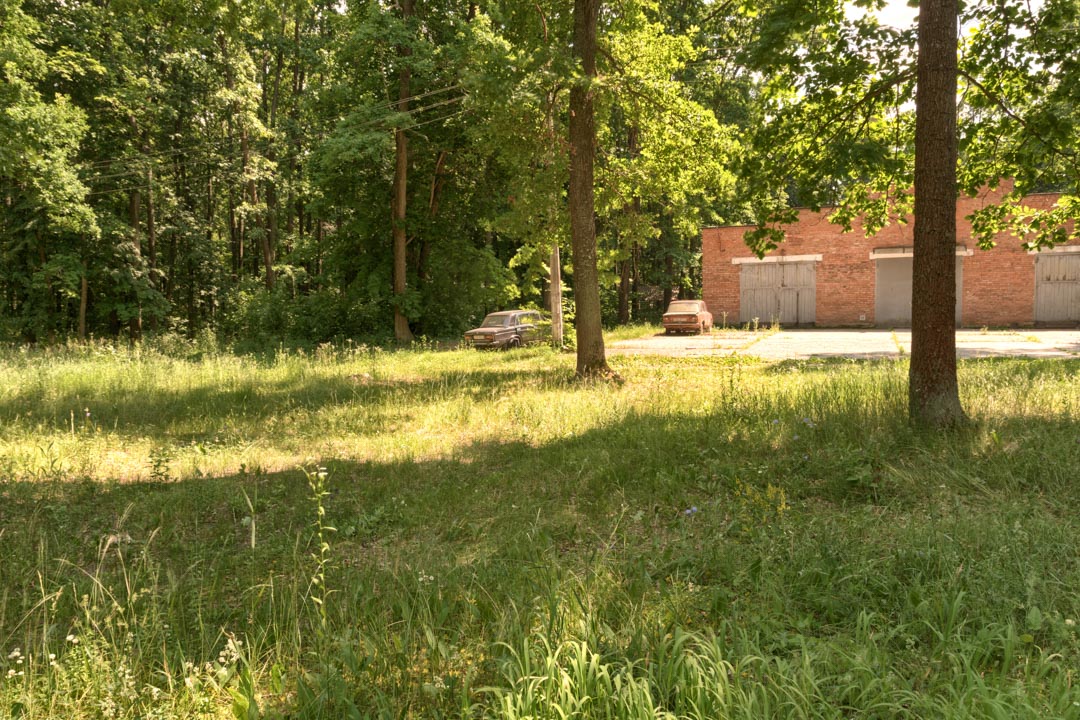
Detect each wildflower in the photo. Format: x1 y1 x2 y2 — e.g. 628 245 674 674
66 634 79 644
7 648 20 660
6 669 14 678
1066 618 1076 627
771 419 780 425
684 506 699 516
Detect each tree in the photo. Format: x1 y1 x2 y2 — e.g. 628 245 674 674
568 0 611 377
391 0 416 344
0 0 96 342
909 0 964 425
738 0 1079 426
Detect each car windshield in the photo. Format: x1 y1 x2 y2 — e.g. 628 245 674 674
480 314 512 328
668 301 701 313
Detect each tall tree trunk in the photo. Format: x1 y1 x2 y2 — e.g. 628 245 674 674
617 125 639 326
569 0 609 377
545 89 564 348
78 262 88 342
618 257 631 324
146 167 158 332
909 0 965 426
128 188 142 342
263 176 278 290
418 150 447 282
391 0 415 344
663 254 674 309
550 243 564 347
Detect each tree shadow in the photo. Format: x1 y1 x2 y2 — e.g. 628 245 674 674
0 361 576 443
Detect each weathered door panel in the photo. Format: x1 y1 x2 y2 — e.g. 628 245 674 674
1035 254 1080 324
739 262 816 325
874 257 963 327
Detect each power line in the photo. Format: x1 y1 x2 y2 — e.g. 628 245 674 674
80 92 468 185
76 84 465 172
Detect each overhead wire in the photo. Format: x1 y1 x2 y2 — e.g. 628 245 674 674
80 91 469 186
77 83 465 173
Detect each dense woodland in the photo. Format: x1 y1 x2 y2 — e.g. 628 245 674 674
1 0 1077 347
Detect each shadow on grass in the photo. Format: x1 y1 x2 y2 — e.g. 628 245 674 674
0 360 576 442
2 381 1079 718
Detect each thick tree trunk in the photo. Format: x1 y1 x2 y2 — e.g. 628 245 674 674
569 0 609 377
910 0 965 426
392 0 415 344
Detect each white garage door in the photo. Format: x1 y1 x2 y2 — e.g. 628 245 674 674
739 262 816 325
874 256 963 327
1035 253 1080 324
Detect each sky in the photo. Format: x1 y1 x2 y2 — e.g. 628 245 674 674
877 0 918 28
850 0 918 28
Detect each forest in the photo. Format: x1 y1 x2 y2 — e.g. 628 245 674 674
3 0 1076 348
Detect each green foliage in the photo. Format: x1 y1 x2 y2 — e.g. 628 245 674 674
737 0 1078 255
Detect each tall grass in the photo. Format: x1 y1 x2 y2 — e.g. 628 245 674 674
1 340 1078 718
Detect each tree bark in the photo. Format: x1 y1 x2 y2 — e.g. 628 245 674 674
392 0 415 344
128 188 142 342
910 0 965 426
146 166 158 332
618 125 640 326
550 243 564 347
569 0 609 377
617 256 631 324
78 264 88 342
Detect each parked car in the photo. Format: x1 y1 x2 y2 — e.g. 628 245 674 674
662 299 713 335
463 310 547 349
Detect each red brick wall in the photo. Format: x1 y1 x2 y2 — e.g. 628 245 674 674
702 189 1077 327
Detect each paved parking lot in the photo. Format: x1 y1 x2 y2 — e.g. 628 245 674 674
608 329 1080 360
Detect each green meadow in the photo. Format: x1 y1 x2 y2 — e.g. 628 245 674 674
1 340 1078 718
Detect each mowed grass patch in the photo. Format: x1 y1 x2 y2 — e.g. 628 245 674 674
1 342 1079 719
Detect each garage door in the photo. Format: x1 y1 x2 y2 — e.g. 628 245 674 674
1035 253 1080 324
739 262 816 325
874 257 963 327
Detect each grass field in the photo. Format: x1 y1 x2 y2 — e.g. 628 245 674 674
1 339 1079 719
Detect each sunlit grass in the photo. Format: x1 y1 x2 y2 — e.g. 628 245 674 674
1 340 1078 718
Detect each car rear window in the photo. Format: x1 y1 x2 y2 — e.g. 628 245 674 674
668 301 701 312
481 314 512 328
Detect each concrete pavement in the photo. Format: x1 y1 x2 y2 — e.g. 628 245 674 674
608 328 1080 360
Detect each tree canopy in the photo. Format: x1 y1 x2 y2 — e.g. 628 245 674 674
0 0 1076 348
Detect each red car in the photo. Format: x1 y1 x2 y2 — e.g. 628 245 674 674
662 299 713 335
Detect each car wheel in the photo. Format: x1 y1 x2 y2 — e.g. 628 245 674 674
508 336 521 349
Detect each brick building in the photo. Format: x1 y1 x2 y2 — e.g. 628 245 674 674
701 188 1080 327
